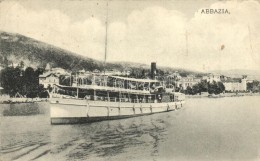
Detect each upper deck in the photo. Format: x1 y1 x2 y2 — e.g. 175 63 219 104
52 74 184 103
72 74 163 93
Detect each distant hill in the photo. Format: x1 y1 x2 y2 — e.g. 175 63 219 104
0 31 123 71
210 69 260 80
0 31 197 76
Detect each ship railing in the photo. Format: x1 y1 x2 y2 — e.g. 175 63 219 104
52 94 183 103
83 95 159 103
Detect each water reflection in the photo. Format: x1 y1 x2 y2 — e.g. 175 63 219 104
49 115 168 160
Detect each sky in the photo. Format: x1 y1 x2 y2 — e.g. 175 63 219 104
0 0 259 72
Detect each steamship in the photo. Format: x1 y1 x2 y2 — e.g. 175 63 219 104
49 2 184 124
49 63 185 124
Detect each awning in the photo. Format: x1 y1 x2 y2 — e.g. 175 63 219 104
54 84 153 95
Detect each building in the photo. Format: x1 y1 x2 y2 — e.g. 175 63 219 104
104 69 125 76
176 75 201 90
223 76 247 92
51 68 67 75
71 71 94 87
39 72 59 88
121 70 131 76
93 69 101 73
40 64 70 88
166 71 182 88
202 73 221 83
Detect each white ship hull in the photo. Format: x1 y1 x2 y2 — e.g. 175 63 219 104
50 98 185 124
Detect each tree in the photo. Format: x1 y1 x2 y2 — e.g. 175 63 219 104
192 84 200 95
217 82 225 94
35 68 44 76
19 61 25 68
198 80 208 92
38 84 49 98
186 86 193 95
47 84 53 92
208 81 216 94
0 67 25 96
247 81 260 92
0 66 47 98
24 67 43 97
208 81 225 95
3 57 9 67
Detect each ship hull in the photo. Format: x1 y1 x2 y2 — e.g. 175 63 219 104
50 98 184 124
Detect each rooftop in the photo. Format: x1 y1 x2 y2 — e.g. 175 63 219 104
39 72 58 78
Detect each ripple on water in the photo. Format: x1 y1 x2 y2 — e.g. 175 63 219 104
0 96 259 161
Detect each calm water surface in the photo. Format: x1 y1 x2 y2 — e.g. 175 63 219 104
0 96 259 161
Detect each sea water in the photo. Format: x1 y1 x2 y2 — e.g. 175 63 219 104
0 96 259 161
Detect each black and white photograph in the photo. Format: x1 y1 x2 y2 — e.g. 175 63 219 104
0 0 259 160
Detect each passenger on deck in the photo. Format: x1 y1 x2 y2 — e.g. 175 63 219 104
170 94 174 102
158 95 162 103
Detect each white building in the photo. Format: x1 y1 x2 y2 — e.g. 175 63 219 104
39 72 59 88
202 73 221 83
105 69 124 76
223 76 247 91
176 75 201 90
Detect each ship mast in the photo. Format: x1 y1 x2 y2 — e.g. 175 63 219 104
185 30 189 56
248 25 253 56
104 1 109 73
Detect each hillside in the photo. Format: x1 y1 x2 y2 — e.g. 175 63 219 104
0 31 198 75
1 31 258 80
0 31 123 71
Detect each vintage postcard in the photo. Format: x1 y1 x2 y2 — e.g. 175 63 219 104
0 0 259 161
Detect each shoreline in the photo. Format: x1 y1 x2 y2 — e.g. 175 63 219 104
185 92 260 98
0 97 48 104
0 101 49 116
